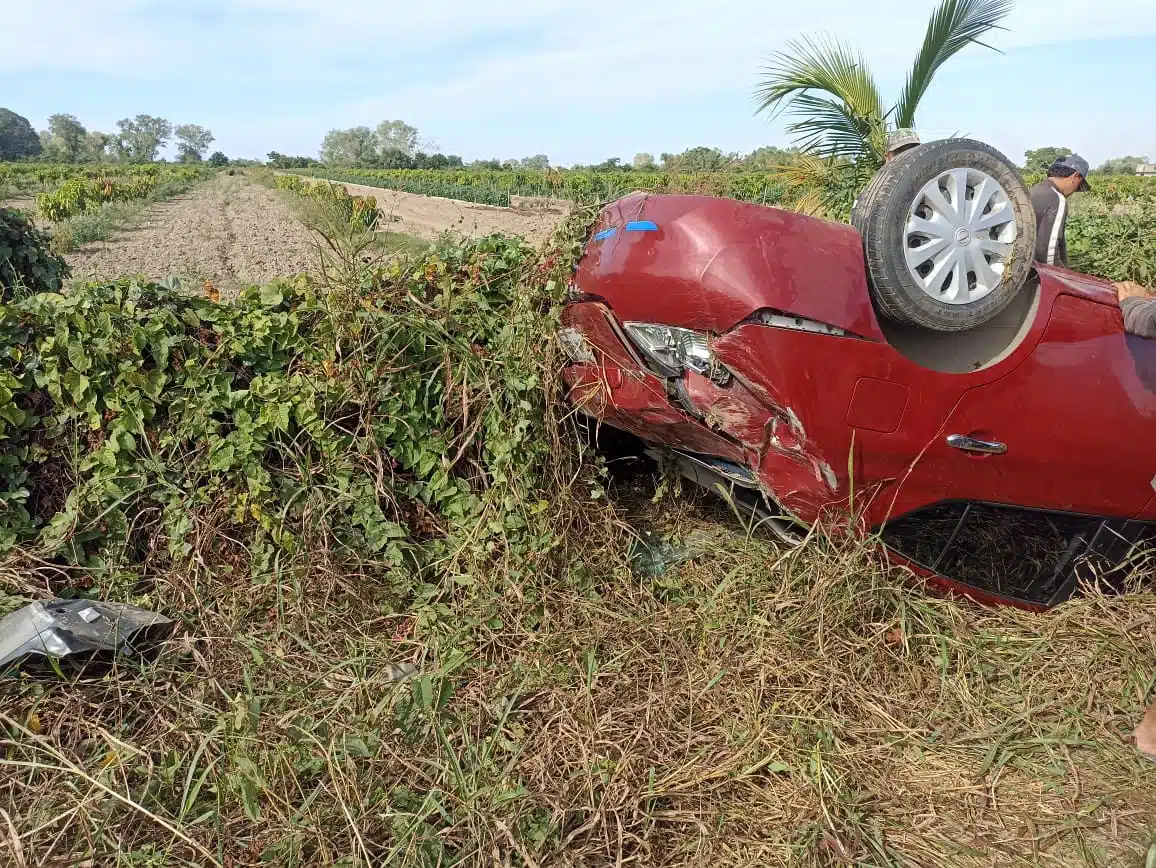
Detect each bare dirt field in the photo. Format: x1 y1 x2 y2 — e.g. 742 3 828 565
1 196 37 212
5 175 567 290
302 178 565 245
61 174 321 288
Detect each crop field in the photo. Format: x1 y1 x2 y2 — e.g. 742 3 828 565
1 163 1156 866
293 166 1156 207
292 167 791 207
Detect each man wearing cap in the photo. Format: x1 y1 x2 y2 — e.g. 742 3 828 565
1028 153 1090 268
884 129 920 161
1029 153 1156 337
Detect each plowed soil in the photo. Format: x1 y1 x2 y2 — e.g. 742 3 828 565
64 174 321 288
5 174 567 290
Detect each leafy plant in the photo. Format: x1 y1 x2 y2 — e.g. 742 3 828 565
33 167 209 221
752 0 1013 213
1068 201 1156 285
0 231 582 587
0 208 69 300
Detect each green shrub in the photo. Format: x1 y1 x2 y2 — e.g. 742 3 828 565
0 233 569 573
0 208 69 300
1068 201 1156 285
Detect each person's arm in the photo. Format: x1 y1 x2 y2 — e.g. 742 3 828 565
1118 282 1156 338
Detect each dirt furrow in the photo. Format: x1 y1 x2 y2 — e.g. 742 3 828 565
64 174 321 288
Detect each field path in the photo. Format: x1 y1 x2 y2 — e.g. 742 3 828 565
66 173 321 288
297 177 566 245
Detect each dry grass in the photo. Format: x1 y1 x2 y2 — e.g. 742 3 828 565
2 477 1155 866
1 212 1155 867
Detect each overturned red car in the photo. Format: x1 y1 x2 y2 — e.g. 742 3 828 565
559 139 1156 609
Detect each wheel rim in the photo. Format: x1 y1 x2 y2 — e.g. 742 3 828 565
904 168 1018 305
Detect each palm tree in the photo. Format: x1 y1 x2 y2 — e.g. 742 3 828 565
754 0 1013 214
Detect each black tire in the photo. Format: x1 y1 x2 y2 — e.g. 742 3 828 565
851 138 1036 332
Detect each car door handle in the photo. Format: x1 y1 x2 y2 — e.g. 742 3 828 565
947 434 1006 455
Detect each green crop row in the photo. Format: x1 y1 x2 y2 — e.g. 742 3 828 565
274 175 380 229
291 168 790 207
292 169 513 207
0 162 197 193
33 166 210 221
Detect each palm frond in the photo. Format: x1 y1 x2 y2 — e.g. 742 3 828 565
770 152 863 220
893 0 1013 128
754 36 886 161
784 94 883 161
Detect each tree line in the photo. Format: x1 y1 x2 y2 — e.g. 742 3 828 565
5 107 1148 176
1023 146 1150 176
0 108 226 164
314 122 812 173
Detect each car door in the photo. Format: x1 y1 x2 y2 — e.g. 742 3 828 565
901 293 1156 519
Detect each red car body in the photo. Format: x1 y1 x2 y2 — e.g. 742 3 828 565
561 193 1156 609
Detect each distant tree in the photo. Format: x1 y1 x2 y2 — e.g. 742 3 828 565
174 124 215 162
659 152 675 169
1098 155 1148 175
1023 146 1072 174
591 157 627 172
669 146 735 171
42 114 88 162
445 155 464 168
266 151 318 169
519 154 550 170
414 152 457 170
85 131 114 163
378 147 416 169
375 120 420 157
115 115 173 162
0 108 42 160
470 158 502 170
740 145 803 170
207 151 229 167
320 127 378 166
632 152 657 170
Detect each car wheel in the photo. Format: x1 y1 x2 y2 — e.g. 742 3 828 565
851 138 1036 332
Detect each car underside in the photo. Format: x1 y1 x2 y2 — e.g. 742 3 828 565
560 175 1156 610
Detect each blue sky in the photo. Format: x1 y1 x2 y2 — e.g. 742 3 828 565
5 0 1155 167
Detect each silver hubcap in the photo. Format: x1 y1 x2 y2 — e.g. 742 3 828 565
904 168 1018 305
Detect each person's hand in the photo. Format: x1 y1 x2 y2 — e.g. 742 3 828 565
1115 280 1151 302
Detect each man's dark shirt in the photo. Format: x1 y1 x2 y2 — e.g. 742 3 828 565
1028 179 1069 268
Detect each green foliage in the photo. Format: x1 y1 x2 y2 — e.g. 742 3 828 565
1097 155 1149 175
754 0 1010 164
266 152 318 169
1023 146 1072 174
1068 201 1156 285
32 166 209 221
0 234 565 577
275 175 380 228
174 123 215 163
0 108 43 161
42 114 88 163
291 167 787 207
751 0 1011 214
207 151 230 167
0 208 70 300
114 114 173 163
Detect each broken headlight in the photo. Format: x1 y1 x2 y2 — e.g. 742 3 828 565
623 322 728 383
